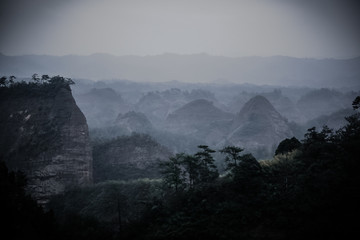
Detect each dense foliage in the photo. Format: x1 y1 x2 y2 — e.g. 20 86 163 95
92 133 171 182
3 95 360 239
0 161 56 240
0 75 74 99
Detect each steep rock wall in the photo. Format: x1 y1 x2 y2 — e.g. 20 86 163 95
0 83 92 205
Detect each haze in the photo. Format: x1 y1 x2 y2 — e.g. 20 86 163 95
1 0 360 59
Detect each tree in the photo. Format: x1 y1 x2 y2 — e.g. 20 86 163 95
232 153 262 193
182 154 200 189
220 146 244 170
275 137 301 155
9 75 16 85
32 73 41 83
194 145 218 183
0 76 7 87
48 75 74 87
0 161 56 239
159 153 186 192
41 74 50 84
352 96 360 110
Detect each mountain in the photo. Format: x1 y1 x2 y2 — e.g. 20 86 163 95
135 88 218 127
92 134 172 182
0 80 92 205
1 53 360 88
226 95 293 158
166 99 233 134
305 108 355 131
74 87 132 128
227 89 305 123
114 111 153 134
296 88 358 122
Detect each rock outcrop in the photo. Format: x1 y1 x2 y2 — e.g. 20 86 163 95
0 82 92 205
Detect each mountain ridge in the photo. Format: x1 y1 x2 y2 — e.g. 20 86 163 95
1 53 359 88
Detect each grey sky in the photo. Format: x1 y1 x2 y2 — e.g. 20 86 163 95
0 0 359 58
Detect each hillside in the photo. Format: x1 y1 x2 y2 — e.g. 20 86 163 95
226 95 293 158
166 99 233 134
92 134 172 182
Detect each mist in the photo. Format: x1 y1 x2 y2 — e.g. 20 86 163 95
1 1 360 239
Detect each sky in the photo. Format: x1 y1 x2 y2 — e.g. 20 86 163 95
0 0 359 59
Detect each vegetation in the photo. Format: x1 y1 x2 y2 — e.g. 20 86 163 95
2 93 360 239
0 74 74 99
92 133 172 182
159 145 218 191
0 161 56 240
274 137 301 155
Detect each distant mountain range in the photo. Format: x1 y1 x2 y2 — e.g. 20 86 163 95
1 53 359 88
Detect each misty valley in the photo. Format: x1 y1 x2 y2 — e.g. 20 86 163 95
1 73 359 240
2 0 360 238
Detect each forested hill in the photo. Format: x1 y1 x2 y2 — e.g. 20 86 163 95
46 96 360 240
1 74 360 239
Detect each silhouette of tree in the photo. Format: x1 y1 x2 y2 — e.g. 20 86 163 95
9 75 16 85
194 145 218 183
41 74 50 84
275 137 301 155
220 146 244 170
182 154 200 189
0 161 56 240
352 96 360 110
159 153 186 192
32 73 41 83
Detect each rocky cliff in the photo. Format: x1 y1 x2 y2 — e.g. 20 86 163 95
0 80 92 205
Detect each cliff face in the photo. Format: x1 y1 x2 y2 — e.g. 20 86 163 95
0 83 92 205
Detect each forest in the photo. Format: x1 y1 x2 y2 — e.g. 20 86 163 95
1 78 359 239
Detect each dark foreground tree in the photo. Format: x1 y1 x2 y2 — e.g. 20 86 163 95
159 153 186 192
275 137 301 155
220 146 244 169
194 145 218 183
0 161 56 240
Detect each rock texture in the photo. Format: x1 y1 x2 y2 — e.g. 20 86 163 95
0 84 92 205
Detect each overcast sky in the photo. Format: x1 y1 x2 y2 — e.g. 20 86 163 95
0 0 359 58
